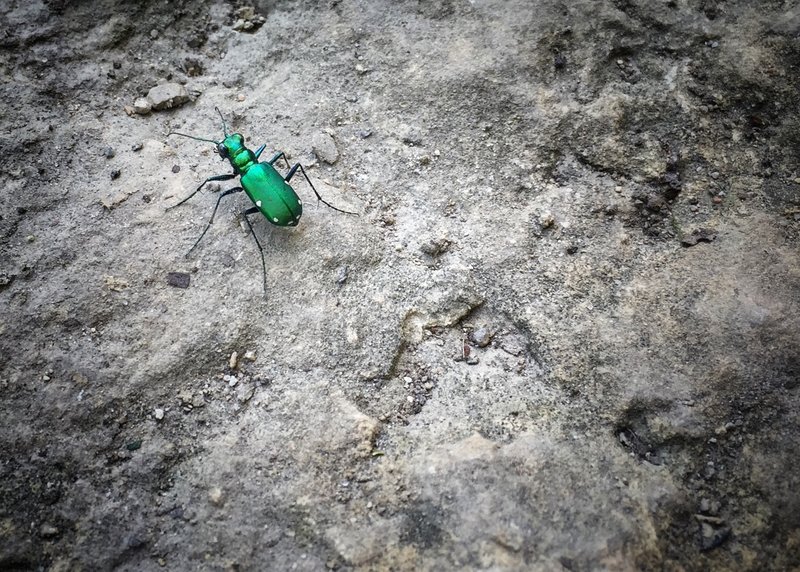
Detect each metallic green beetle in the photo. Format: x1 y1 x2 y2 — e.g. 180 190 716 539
167 108 356 296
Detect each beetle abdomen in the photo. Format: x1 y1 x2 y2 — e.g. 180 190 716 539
241 163 303 227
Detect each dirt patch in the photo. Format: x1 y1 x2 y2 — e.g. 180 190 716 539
1 1 799 570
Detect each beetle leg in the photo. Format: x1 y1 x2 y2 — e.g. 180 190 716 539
167 173 236 210
254 144 266 159
242 206 268 298
284 163 358 215
266 150 292 170
186 186 244 255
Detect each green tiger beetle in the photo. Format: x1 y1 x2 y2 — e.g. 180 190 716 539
167 107 357 296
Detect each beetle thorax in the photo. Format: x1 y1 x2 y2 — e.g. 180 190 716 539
219 133 256 174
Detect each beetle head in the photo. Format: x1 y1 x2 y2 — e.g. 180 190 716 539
217 134 245 160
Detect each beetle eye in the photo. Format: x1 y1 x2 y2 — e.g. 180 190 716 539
217 143 228 157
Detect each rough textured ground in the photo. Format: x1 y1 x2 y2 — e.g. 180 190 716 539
1 0 799 570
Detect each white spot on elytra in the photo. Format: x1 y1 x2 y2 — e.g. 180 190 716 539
298 200 302 205
256 200 262 207
272 217 279 223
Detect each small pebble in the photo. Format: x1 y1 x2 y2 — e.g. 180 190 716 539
466 356 480 365
229 351 239 369
471 327 492 347
208 486 225 506
540 214 555 229
166 272 190 289
154 408 165 420
312 132 339 164
237 384 255 402
244 350 256 361
172 165 181 173
104 147 115 159
40 524 59 538
133 97 152 115
110 169 121 180
336 265 349 285
680 228 716 247
146 83 190 111
131 142 143 152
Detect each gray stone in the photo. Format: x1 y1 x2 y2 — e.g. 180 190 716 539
146 83 190 111
312 132 339 164
40 524 59 538
471 326 492 347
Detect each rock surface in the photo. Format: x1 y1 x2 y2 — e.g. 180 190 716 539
0 1 798 570
146 82 190 111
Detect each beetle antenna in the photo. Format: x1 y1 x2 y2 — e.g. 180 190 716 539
168 131 220 145
215 106 229 136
